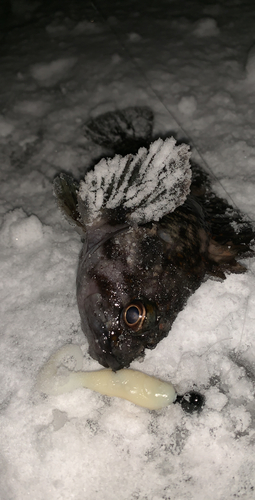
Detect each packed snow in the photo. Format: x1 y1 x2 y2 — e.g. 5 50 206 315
1 1 255 499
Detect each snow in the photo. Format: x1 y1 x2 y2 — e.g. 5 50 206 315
30 57 77 87
178 95 197 116
245 44 255 84
192 18 220 38
1 1 255 499
0 114 14 136
1 209 44 248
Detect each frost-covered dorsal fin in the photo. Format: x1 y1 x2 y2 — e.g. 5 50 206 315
78 137 192 225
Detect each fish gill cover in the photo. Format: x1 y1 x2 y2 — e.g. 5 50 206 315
78 137 192 225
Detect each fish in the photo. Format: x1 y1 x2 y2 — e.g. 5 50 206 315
54 106 255 371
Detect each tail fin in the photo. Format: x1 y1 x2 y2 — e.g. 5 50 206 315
190 164 255 273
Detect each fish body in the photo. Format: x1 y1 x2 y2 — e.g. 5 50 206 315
54 107 254 371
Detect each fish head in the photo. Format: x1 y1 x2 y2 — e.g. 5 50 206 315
77 288 160 371
76 223 195 371
53 132 195 370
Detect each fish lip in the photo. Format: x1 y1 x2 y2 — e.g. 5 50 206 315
78 292 131 370
89 330 132 371
90 325 133 371
97 350 129 371
80 292 158 370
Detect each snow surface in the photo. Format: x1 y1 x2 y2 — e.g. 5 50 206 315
1 1 255 499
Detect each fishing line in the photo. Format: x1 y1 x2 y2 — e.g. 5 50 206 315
89 0 252 217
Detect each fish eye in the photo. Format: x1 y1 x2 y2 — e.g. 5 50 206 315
123 301 146 331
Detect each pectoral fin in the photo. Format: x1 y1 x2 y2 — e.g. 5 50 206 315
53 173 86 235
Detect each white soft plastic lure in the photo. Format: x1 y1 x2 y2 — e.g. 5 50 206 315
36 344 177 410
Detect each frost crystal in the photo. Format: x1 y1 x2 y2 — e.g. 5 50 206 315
79 137 192 224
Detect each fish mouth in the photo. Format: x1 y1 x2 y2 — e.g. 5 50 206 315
78 293 143 371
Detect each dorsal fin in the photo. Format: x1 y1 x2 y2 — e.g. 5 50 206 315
78 137 192 226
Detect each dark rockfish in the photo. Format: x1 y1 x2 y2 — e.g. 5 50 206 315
54 107 254 371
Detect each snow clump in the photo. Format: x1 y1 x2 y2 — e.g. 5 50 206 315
178 96 197 116
1 209 44 248
30 57 77 87
193 18 220 37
